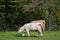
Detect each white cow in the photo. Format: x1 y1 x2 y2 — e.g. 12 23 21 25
18 23 43 37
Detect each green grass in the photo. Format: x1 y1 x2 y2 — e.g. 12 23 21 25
0 31 60 40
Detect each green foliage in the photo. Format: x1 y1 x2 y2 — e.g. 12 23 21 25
0 0 60 31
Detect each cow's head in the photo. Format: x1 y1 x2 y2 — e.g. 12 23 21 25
18 26 24 33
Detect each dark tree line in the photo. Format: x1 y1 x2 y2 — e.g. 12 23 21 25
0 0 60 31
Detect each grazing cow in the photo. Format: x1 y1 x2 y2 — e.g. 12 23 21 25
18 23 43 37
31 20 45 31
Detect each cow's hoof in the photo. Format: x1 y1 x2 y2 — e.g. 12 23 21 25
22 34 25 36
41 34 43 36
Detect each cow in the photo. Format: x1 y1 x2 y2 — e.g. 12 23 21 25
31 20 45 32
18 23 43 37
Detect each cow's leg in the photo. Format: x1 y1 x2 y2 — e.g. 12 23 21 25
26 29 30 37
40 31 43 36
22 31 26 36
28 31 30 37
38 27 43 36
39 29 43 36
22 33 25 36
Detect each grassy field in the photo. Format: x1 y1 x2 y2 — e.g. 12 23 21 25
0 31 60 40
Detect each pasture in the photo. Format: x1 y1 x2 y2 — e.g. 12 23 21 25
0 31 60 40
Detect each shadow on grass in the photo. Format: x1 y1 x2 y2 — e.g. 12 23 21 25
15 34 38 37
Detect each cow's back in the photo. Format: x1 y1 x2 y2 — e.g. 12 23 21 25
25 23 41 30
